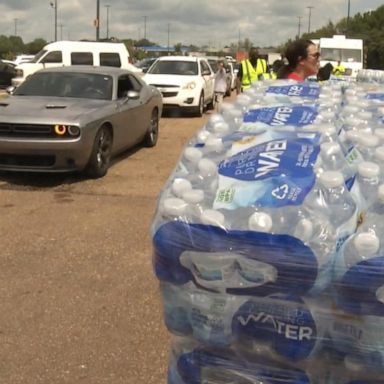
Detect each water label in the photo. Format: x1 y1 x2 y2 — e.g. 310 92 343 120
366 92 384 101
243 105 318 127
266 84 321 99
215 135 320 208
232 294 319 360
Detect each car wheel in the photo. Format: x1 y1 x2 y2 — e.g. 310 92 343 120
86 125 113 178
143 108 159 147
195 93 204 117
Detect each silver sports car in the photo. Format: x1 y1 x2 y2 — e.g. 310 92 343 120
0 66 163 178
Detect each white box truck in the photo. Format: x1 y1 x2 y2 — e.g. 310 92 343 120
316 35 363 77
12 40 141 86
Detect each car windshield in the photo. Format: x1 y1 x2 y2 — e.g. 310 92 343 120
13 72 113 100
147 60 198 75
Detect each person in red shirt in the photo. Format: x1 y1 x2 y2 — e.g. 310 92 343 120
277 39 320 81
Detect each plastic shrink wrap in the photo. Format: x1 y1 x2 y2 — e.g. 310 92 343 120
151 79 384 383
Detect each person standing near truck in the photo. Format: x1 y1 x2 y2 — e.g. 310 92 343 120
213 60 227 113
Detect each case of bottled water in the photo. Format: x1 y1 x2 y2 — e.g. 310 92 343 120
151 78 384 383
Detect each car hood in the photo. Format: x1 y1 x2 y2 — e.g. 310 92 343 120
0 96 111 123
143 73 197 86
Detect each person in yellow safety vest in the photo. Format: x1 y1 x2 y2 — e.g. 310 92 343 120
236 47 268 94
332 60 346 76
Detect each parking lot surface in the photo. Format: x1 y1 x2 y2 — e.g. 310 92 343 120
0 100 233 383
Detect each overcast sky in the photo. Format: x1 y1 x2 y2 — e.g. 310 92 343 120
0 0 383 48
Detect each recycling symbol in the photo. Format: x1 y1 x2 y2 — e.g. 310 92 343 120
271 184 289 200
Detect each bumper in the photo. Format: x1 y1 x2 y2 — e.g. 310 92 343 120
0 136 94 173
160 88 201 108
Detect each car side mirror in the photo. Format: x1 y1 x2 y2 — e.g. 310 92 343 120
142 68 148 73
126 90 140 99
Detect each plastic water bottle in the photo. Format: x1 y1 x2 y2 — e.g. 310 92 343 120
350 161 380 213
314 142 355 188
168 339 313 384
359 183 384 236
160 282 330 362
355 134 381 160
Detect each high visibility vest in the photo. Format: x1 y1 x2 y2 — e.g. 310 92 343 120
332 64 345 76
241 58 267 89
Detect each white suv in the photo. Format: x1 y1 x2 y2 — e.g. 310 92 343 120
142 56 215 116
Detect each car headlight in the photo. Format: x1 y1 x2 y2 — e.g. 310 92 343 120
182 81 196 90
54 124 81 138
15 69 23 77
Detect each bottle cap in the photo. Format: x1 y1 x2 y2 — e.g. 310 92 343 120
197 129 211 143
200 209 225 227
205 137 224 152
198 158 217 177
358 134 380 148
318 171 344 188
212 122 230 134
358 111 373 120
375 128 384 141
353 232 380 257
184 147 203 163
357 161 380 178
172 178 192 197
162 197 188 217
295 219 313 242
343 104 359 114
208 113 224 125
345 130 362 142
248 212 273 232
320 142 341 156
182 189 205 204
377 184 384 203
374 146 384 161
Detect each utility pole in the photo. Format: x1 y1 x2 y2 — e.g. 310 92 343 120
167 23 170 54
346 0 351 35
50 0 58 41
59 24 64 40
307 6 314 34
143 16 147 40
14 18 18 36
105 4 110 39
96 0 100 41
297 16 302 38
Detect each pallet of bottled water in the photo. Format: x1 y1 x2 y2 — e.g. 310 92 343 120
150 79 384 383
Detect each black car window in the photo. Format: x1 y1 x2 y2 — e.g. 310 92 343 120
13 72 113 100
100 53 121 67
41 51 63 64
148 60 198 75
117 75 135 98
71 52 93 65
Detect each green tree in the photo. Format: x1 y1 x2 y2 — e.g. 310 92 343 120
24 38 47 54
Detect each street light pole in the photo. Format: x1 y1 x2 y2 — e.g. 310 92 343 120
105 4 110 39
167 23 170 54
307 6 314 34
346 0 351 35
59 24 64 40
96 0 100 41
14 18 18 36
143 16 147 40
50 0 58 41
297 16 302 38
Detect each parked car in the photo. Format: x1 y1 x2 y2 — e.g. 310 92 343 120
206 56 233 96
142 55 215 116
135 57 158 72
0 59 16 88
0 66 162 178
